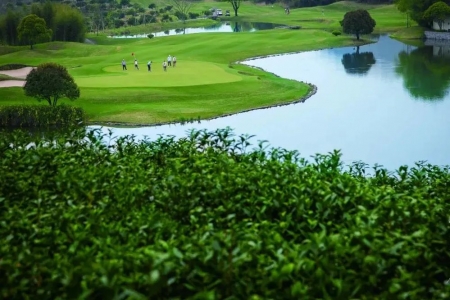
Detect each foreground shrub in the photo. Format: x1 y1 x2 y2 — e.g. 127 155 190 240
0 105 85 128
0 128 450 298
332 29 342 36
147 34 154 38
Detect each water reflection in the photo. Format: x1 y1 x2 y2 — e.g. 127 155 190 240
110 22 286 38
341 46 376 76
396 42 450 101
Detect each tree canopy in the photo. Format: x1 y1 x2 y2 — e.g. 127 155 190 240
340 9 376 40
395 0 440 26
17 14 52 49
423 1 450 29
24 63 80 107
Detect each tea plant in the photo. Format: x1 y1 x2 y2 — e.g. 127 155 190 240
0 128 449 299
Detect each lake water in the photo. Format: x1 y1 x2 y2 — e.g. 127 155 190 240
110 22 286 38
92 35 450 170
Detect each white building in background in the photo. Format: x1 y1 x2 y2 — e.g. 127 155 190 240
433 17 450 31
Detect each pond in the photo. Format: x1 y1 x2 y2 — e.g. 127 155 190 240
110 22 287 38
89 35 450 170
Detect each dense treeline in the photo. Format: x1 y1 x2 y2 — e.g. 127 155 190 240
0 1 85 45
251 0 392 9
1 128 450 298
395 0 450 27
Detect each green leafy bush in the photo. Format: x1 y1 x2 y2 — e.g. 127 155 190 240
0 128 450 298
147 34 154 39
0 64 29 70
332 30 342 36
0 105 85 128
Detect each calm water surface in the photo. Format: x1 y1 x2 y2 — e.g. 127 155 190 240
91 35 450 170
111 22 286 38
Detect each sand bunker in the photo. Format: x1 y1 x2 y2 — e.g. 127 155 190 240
0 67 33 88
0 67 33 79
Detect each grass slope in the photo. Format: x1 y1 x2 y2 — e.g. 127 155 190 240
0 2 410 125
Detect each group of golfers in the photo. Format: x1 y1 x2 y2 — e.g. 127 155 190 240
121 55 177 72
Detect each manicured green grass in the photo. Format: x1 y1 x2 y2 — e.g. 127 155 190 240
0 1 411 125
390 25 425 40
77 61 242 88
0 74 23 81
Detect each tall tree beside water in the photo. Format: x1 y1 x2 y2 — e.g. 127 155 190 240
395 46 450 101
341 46 376 75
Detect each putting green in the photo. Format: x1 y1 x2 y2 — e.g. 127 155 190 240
75 61 242 88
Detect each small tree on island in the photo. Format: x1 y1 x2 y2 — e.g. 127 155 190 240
17 14 52 50
340 9 376 40
24 63 80 107
423 2 450 30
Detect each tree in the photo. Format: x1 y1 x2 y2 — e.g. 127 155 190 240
341 46 376 75
24 63 80 107
340 9 376 40
1 10 21 45
226 0 244 17
423 1 450 30
17 14 52 49
395 0 437 27
171 0 193 23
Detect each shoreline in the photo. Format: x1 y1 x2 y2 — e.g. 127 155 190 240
88 82 317 128
0 36 376 128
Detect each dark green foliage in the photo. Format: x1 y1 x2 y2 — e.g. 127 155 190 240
1 127 450 298
332 29 342 36
340 9 376 40
0 63 29 70
423 1 450 30
0 104 85 127
189 12 200 19
24 62 80 107
0 10 20 45
147 33 154 38
17 14 52 49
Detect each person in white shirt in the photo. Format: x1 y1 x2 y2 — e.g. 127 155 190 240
134 59 139 70
173 56 177 67
163 60 167 71
147 61 152 72
167 55 172 66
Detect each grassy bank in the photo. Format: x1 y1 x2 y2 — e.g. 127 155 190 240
0 2 411 125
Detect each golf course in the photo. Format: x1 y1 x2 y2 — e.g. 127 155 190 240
0 1 416 125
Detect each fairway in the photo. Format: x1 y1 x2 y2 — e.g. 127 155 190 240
76 61 242 88
0 1 414 125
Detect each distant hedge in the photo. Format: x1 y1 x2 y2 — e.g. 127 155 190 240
0 128 450 299
0 105 85 128
0 64 29 71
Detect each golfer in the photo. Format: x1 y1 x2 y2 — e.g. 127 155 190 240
134 59 139 70
173 56 177 67
167 55 172 66
163 60 167 71
122 59 127 70
147 60 152 72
